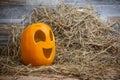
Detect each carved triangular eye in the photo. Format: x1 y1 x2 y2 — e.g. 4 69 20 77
34 30 46 42
50 30 53 41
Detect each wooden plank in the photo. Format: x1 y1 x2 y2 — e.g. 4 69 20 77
0 25 24 35
0 25 24 46
0 27 11 35
107 16 120 23
0 0 26 5
0 26 10 46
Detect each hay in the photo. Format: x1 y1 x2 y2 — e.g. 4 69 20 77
0 3 120 79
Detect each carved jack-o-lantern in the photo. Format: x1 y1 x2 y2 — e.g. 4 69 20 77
20 23 56 66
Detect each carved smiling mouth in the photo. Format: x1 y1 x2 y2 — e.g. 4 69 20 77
43 48 52 58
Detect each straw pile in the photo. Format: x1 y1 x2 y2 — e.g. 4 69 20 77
0 3 120 79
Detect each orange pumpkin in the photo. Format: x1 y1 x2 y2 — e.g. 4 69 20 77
20 23 56 66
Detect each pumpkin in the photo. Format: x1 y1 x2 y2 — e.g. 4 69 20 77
20 23 56 66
